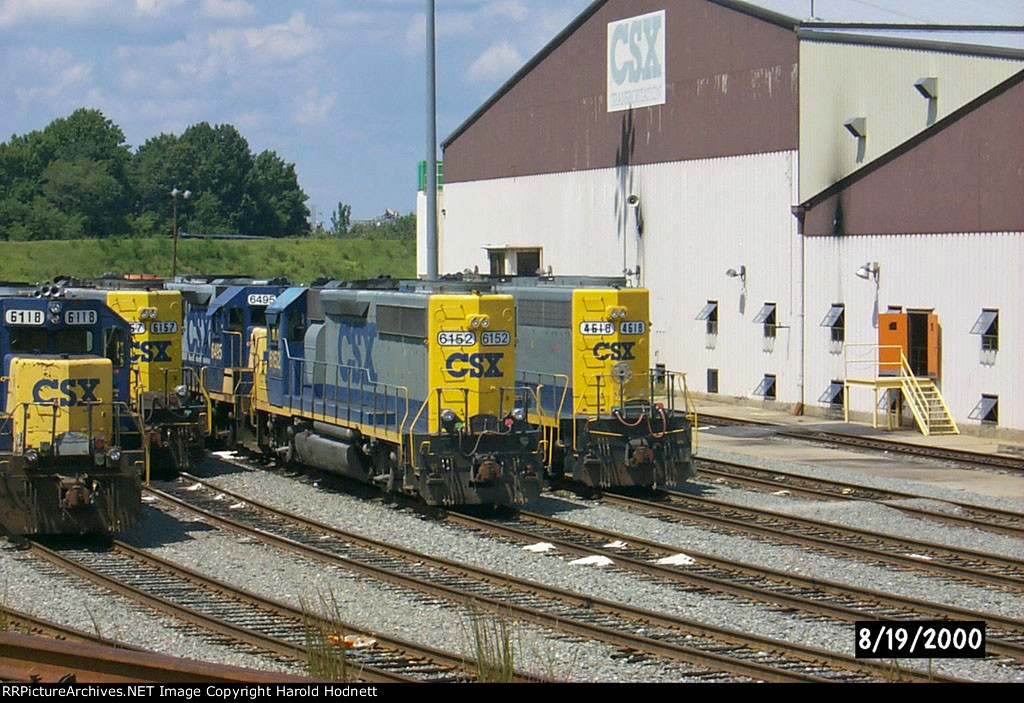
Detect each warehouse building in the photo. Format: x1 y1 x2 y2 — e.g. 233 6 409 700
418 0 1024 436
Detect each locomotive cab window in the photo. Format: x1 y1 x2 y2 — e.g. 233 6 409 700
228 307 244 332
250 307 267 327
287 311 306 343
104 327 127 367
753 303 777 338
696 301 718 335
970 309 998 351
9 328 47 353
54 329 93 355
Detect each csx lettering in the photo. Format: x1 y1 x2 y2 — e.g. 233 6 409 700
131 340 172 363
593 341 636 361
32 378 101 406
445 352 504 379
609 14 663 85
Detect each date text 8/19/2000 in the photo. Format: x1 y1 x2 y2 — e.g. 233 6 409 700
855 621 985 658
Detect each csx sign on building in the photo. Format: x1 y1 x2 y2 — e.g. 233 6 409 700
607 9 665 112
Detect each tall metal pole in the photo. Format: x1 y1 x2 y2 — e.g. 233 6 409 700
172 192 179 279
425 0 439 280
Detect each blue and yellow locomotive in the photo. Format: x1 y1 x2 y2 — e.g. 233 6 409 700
493 277 696 488
0 291 146 535
56 275 206 478
167 276 291 447
242 281 543 506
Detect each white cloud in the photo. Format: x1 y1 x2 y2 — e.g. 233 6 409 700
200 0 254 21
293 87 336 125
466 41 523 83
10 47 93 101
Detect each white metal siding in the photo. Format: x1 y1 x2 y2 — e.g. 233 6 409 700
440 151 804 404
804 232 1024 430
799 41 1023 202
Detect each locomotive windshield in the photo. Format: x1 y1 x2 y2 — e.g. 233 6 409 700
9 328 47 353
54 328 93 354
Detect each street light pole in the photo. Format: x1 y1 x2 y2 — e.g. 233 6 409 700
170 187 191 279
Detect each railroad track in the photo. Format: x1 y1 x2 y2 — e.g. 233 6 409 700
0 631 312 684
26 539 476 683
152 473 963 683
441 508 1024 662
695 457 1024 539
600 490 1024 591
698 413 1024 475
0 606 144 652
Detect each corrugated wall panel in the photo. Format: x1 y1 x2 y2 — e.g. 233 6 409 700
441 150 803 404
804 232 1023 430
799 40 1023 202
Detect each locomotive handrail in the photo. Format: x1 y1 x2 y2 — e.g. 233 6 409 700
279 345 411 444
515 369 570 463
6 399 148 472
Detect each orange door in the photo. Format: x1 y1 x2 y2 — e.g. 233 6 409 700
927 313 940 379
877 313 907 375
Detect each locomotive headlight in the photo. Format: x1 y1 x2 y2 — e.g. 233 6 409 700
49 314 60 325
107 448 122 463
440 408 458 424
480 316 490 328
48 301 62 314
174 384 189 399
470 317 481 328
23 449 39 465
511 407 527 422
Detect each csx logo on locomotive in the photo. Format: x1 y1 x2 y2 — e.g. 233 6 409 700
32 378 101 405
445 352 504 378
131 340 172 363
593 341 636 361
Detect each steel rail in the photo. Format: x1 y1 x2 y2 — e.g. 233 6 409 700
696 412 1024 474
441 509 1024 661
27 541 417 684
0 606 145 652
694 458 1024 539
603 490 1024 591
156 475 961 683
0 631 317 684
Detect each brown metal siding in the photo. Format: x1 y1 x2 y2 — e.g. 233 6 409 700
443 0 798 183
803 74 1024 236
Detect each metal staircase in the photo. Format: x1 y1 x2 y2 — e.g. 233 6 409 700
844 344 958 436
897 360 959 436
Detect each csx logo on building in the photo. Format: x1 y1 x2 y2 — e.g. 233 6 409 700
593 341 636 361
607 10 665 112
132 340 172 363
32 378 101 405
445 352 504 378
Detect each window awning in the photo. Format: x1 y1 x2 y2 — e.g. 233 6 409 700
818 381 844 404
753 376 776 396
820 305 844 327
968 396 998 421
753 303 776 324
969 310 998 334
695 301 718 321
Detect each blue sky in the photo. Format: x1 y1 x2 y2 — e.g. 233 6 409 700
3 1 1020 225
0 0 592 222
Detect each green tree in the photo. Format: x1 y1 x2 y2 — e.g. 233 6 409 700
249 150 310 237
330 202 352 236
0 108 132 239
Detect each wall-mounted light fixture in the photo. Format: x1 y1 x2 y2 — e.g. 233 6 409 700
725 265 746 284
914 77 938 100
855 261 879 283
843 117 867 139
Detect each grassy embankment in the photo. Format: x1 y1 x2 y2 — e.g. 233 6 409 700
0 236 416 284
